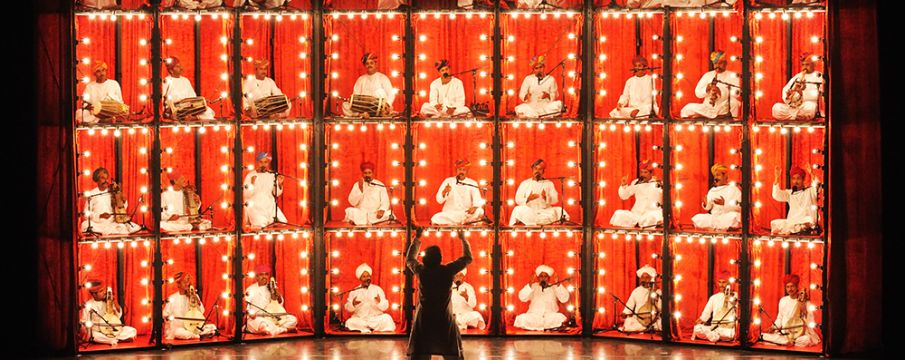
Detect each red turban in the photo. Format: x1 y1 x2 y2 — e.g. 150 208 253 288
360 161 376 172
783 274 800 286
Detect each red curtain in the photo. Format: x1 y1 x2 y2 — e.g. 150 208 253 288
241 233 315 334
411 123 494 224
324 123 408 225
671 13 742 119
501 13 583 118
501 123 583 225
324 14 406 116
413 230 494 334
325 232 408 334
501 231 583 334
240 125 312 227
123 241 156 338
591 233 661 332
413 13 496 116
594 123 663 226
594 13 664 118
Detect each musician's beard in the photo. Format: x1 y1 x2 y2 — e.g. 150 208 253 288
364 176 373 183
456 173 466 181
361 280 371 289
534 173 542 180
642 282 654 289
454 280 463 286
539 280 548 288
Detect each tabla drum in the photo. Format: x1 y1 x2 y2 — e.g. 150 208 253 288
167 97 207 120
250 94 290 118
349 94 390 117
91 100 129 120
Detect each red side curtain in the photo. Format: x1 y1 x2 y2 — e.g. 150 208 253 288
274 17 315 118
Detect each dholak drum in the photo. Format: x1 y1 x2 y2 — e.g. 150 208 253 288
91 100 129 120
349 94 390 117
250 94 290 118
167 97 207 120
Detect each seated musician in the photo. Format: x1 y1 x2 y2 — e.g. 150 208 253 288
172 0 222 10
341 52 396 117
761 274 821 347
76 60 126 124
163 272 218 340
419 59 471 118
772 54 824 120
163 57 215 121
243 59 290 119
81 279 137 346
80 167 141 236
619 265 662 333
245 264 298 336
692 270 738 343
344 263 396 333
161 171 212 233
513 265 570 331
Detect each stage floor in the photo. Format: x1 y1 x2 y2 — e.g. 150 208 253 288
59 337 820 359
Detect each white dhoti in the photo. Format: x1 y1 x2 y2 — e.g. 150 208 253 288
771 216 816 235
419 103 472 117
160 219 212 233
772 102 818 121
620 315 662 333
168 324 218 340
513 312 566 331
692 212 741 230
514 101 563 118
609 210 662 228
680 100 740 119
509 206 568 226
693 324 736 343
344 208 392 225
80 219 141 235
431 208 485 225
455 311 486 330
762 332 821 347
246 315 298 336
345 314 396 333
89 326 138 345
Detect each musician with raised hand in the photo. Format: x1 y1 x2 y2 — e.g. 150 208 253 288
692 270 738 343
609 160 663 228
81 279 137 346
509 159 570 226
341 52 395 117
161 170 212 233
610 56 659 119
619 264 662 333
344 263 396 333
163 56 215 121
80 167 141 236
77 60 125 124
514 55 563 118
163 272 218 340
761 274 821 347
242 59 290 119
344 161 392 225
680 50 741 119
772 54 824 120
243 152 287 229
431 159 486 226
420 59 471 118
245 264 298 336
771 165 821 235
513 264 570 331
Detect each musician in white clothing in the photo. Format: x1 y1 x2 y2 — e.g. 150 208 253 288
163 56 215 121
610 56 659 119
620 265 662 333
420 59 471 118
761 274 821 347
161 171 212 233
342 53 396 117
680 51 741 119
692 164 742 231
80 167 141 236
173 0 222 10
513 265 570 331
431 159 486 226
245 263 298 336
344 161 392 225
692 270 738 343
451 269 485 330
77 60 125 124
771 165 821 235
609 160 663 228
514 55 563 118
344 263 396 333
772 54 824 120
243 59 290 119
163 272 218 340
81 280 138 346
243 152 287 229
509 159 569 226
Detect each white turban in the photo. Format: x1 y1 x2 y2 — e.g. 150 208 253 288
355 263 373 279
636 264 657 279
535 264 554 277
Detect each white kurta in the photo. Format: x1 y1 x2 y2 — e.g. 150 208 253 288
174 0 222 10
609 180 663 228
452 282 485 330
344 180 392 225
243 76 290 117
692 185 742 230
344 285 396 333
431 177 486 225
420 77 471 117
762 296 821 347
77 80 124 124
772 71 824 120
513 283 569 331
163 76 215 120
610 75 659 118
243 171 287 228
509 179 569 226
160 189 212 233
680 70 741 119
620 286 662 332
771 184 819 235
163 292 218 340
80 187 141 235
82 300 138 345
342 72 396 116
692 292 737 343
514 75 563 118
245 283 298 335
